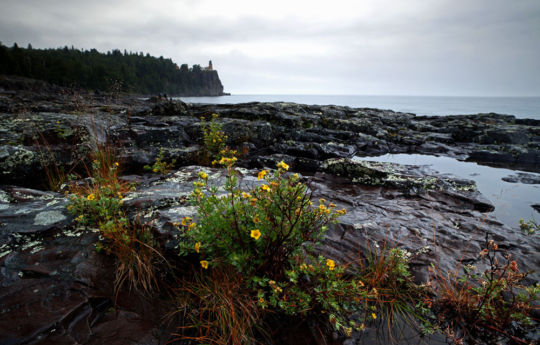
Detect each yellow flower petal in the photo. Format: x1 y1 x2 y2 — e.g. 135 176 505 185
200 260 209 269
195 242 201 253
326 259 335 270
257 170 268 180
250 229 261 240
276 161 289 170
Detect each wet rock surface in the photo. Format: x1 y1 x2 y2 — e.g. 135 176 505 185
1 76 539 344
502 172 540 184
2 164 538 344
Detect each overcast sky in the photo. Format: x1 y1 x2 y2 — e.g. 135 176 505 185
1 0 539 96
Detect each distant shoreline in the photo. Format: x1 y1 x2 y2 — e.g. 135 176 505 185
175 94 540 119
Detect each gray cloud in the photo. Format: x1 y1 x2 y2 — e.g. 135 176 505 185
1 0 539 96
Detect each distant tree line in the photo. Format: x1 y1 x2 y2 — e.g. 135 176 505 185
0 42 224 95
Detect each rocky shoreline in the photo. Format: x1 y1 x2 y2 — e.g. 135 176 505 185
1 77 538 344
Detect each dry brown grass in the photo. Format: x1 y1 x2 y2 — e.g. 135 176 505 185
172 266 263 345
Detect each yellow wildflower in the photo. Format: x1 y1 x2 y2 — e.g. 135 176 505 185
200 260 209 269
261 184 270 192
276 161 289 170
270 181 278 188
181 217 192 226
114 162 119 167
117 192 123 199
253 215 260 223
258 170 268 180
242 192 250 199
336 208 347 215
188 222 197 231
87 194 95 201
195 242 201 253
250 229 261 240
152 168 158 173
199 171 208 179
250 198 258 206
372 313 377 320
326 259 335 270
293 173 299 179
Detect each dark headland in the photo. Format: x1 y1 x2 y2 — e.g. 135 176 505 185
0 43 227 96
0 75 538 345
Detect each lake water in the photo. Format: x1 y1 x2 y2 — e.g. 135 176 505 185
354 154 539 229
176 94 540 119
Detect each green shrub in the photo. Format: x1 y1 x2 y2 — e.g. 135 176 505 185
179 159 344 278
144 148 176 174
519 217 538 235
201 113 231 163
177 159 418 337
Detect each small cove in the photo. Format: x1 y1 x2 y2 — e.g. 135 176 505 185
353 154 540 229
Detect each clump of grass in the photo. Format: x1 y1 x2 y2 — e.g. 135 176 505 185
99 217 163 297
350 241 431 340
173 266 262 345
